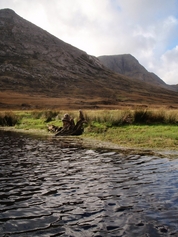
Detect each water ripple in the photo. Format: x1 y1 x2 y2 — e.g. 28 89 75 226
0 130 178 236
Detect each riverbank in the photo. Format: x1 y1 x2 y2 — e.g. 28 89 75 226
1 109 178 156
1 126 178 159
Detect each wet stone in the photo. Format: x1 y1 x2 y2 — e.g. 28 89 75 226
0 129 178 236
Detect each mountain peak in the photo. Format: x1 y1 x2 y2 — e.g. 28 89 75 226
0 8 17 18
1 9 178 109
98 54 166 86
0 8 16 14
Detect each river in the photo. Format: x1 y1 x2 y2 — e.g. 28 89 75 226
0 130 178 236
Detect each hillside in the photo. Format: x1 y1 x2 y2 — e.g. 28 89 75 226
0 8 178 109
98 54 178 92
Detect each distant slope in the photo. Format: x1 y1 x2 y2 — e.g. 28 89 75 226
0 8 178 109
98 54 178 91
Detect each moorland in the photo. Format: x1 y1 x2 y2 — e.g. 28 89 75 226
1 9 178 152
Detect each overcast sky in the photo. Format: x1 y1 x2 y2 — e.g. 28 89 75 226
1 0 178 85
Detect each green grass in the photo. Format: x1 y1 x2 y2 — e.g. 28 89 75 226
15 111 64 130
84 124 178 149
1 109 178 150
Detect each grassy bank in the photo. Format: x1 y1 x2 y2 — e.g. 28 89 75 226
84 124 178 150
0 109 178 150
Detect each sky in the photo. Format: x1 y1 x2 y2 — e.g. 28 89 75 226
0 0 178 85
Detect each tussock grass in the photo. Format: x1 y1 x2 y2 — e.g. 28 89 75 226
1 108 178 128
84 125 178 149
133 109 178 124
0 112 19 126
83 109 178 149
84 110 133 126
0 109 88 128
1 108 178 149
84 109 178 129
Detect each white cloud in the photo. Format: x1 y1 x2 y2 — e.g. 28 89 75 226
156 46 178 84
0 0 178 84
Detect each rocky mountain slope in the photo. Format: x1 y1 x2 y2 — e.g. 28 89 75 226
98 54 177 91
0 9 107 96
0 8 178 109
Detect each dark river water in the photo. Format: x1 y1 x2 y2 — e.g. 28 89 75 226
1 130 178 237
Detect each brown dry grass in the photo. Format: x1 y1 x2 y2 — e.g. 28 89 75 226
0 90 178 111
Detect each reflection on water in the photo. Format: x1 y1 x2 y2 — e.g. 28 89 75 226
0 130 178 236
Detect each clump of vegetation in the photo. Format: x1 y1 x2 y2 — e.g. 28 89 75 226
133 109 165 124
81 109 178 149
133 109 178 124
0 112 19 126
85 109 133 127
0 108 178 149
0 108 178 129
85 109 178 127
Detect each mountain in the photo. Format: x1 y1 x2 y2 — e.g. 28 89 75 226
0 8 178 109
0 9 106 95
98 54 178 91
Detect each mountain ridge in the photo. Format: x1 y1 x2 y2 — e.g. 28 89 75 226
98 54 178 91
0 8 178 109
